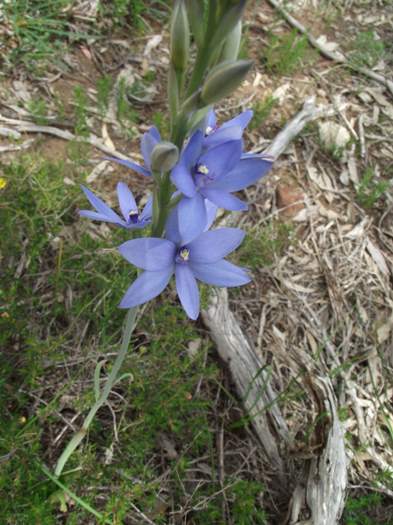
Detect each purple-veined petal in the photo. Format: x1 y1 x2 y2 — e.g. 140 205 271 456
119 238 176 271
117 182 137 221
220 109 253 131
141 127 160 169
171 162 197 198
81 185 122 222
105 157 151 177
188 228 245 263
181 130 204 168
190 259 251 287
79 209 124 225
119 267 173 308
198 140 242 179
201 188 247 211
140 195 153 221
177 194 207 245
210 158 273 192
175 264 200 320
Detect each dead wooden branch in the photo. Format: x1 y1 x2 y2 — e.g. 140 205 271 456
202 97 349 523
202 288 289 474
0 114 134 162
266 0 393 97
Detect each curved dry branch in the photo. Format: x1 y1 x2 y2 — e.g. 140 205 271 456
202 288 289 474
202 98 348 523
266 0 393 97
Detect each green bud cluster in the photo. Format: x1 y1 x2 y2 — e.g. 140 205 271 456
168 0 252 147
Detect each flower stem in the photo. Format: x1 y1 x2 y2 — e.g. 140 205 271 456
54 307 138 477
151 173 173 238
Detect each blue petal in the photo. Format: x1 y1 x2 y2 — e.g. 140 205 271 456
201 188 248 211
221 109 253 131
140 196 153 221
117 182 137 221
105 157 151 177
198 140 242 179
180 130 204 168
148 126 161 142
119 268 173 308
205 199 217 230
178 194 207 245
204 126 243 148
141 127 160 169
188 228 245 263
81 185 122 222
205 109 217 130
119 238 176 271
165 207 182 245
210 158 273 192
125 221 149 230
190 259 251 287
171 162 197 198
175 264 200 320
79 210 124 225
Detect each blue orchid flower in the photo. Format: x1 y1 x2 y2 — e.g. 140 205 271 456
117 222 250 320
171 129 273 243
202 108 253 148
79 183 152 229
106 126 161 176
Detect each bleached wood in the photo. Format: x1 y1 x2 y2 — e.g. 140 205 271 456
202 98 348 522
202 288 289 472
304 377 347 525
0 114 134 162
266 0 393 97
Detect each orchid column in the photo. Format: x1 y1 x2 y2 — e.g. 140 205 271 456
54 0 273 477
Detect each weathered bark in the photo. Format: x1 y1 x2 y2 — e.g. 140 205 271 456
202 98 348 523
288 378 347 525
266 0 393 97
202 288 289 473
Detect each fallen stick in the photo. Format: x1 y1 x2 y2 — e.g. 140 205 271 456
203 288 289 474
266 0 393 97
202 98 348 523
0 114 134 162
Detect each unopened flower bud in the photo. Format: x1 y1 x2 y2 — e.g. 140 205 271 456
210 0 246 51
201 60 253 105
151 142 179 172
170 0 190 72
185 0 204 48
221 21 242 62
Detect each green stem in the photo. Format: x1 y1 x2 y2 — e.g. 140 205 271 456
54 307 138 477
152 173 173 238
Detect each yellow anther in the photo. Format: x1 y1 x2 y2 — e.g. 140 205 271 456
180 248 190 261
